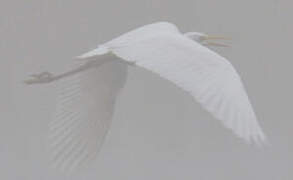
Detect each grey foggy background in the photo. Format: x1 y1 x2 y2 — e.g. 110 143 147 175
0 0 292 179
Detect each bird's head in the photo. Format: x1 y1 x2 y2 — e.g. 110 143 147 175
184 32 230 47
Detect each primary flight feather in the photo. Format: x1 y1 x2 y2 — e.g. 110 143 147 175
25 22 266 171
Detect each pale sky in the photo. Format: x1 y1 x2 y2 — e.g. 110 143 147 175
0 0 292 179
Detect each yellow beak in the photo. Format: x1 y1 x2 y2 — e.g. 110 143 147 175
203 35 231 47
205 42 230 47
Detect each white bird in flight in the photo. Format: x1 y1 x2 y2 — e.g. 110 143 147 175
25 22 267 171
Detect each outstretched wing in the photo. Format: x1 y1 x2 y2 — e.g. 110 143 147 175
49 59 127 172
111 33 266 144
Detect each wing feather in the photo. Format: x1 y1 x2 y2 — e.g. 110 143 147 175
49 59 127 172
111 33 266 144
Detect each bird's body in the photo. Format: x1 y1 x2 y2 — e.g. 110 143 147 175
26 22 267 172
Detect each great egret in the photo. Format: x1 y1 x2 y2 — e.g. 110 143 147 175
25 22 267 171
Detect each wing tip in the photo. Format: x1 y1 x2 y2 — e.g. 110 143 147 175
49 152 95 175
242 130 270 148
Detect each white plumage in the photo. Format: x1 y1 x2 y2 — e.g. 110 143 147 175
26 22 267 172
49 60 127 171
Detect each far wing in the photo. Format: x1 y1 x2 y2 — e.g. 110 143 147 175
112 33 266 144
49 59 127 172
